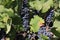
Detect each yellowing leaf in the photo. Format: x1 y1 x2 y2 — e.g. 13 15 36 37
38 18 45 26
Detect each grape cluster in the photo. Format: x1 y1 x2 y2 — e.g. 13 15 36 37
46 9 54 27
21 0 30 31
37 9 54 40
38 26 53 40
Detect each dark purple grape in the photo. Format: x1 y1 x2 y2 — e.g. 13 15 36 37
35 36 39 40
38 26 53 40
21 0 29 31
22 8 29 12
46 9 54 27
23 0 28 4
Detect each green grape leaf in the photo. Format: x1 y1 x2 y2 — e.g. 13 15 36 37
4 8 14 17
42 0 53 13
0 12 12 34
29 2 34 8
54 20 60 32
0 0 14 6
29 0 43 11
2 14 9 23
34 0 42 11
54 11 60 17
51 20 60 37
6 19 12 34
0 22 5 28
30 15 44 32
0 5 4 12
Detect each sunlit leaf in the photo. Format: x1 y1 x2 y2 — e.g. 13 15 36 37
6 24 11 34
6 18 12 34
42 0 53 13
29 0 43 11
29 1 35 9
34 0 42 11
30 15 44 32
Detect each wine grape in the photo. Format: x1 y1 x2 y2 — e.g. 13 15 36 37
38 26 53 40
21 0 30 31
46 9 54 27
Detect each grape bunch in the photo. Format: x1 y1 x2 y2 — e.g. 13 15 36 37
21 0 30 31
46 9 54 27
38 26 53 40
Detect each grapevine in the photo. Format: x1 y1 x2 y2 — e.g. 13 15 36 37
0 0 60 40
